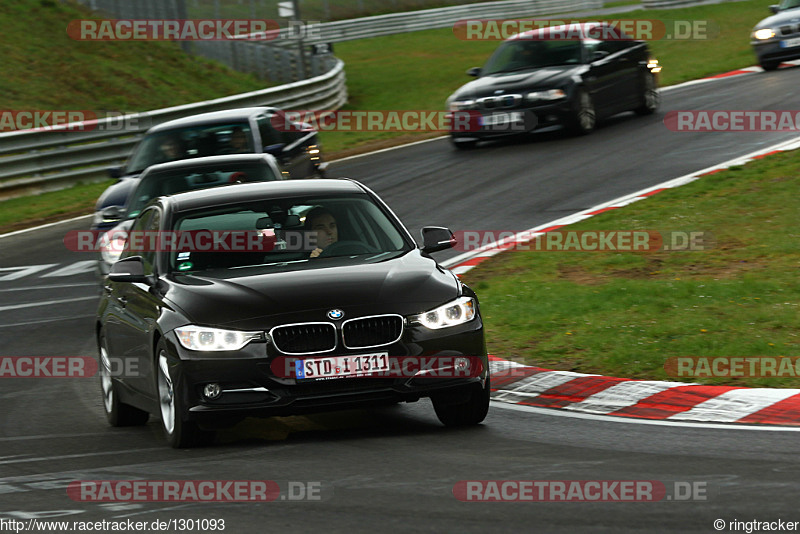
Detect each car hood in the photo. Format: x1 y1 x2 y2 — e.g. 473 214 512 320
163 251 460 329
754 7 800 29
450 65 581 100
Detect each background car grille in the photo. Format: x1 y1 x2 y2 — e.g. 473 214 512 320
343 315 403 349
271 323 336 355
779 23 800 36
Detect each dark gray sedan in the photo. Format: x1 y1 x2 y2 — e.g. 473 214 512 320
751 0 800 70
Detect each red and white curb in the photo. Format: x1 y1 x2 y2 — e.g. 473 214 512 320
446 127 800 426
488 357 800 426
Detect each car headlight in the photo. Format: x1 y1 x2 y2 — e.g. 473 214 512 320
99 230 128 265
174 325 263 351
449 99 477 111
526 89 567 102
753 28 776 40
410 296 477 329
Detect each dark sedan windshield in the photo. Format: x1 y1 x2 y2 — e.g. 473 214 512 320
127 162 280 218
482 39 584 74
127 122 253 174
168 194 411 274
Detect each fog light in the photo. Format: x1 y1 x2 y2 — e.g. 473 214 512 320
455 357 469 372
203 383 221 400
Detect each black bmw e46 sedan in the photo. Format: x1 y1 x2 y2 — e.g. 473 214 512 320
97 179 490 447
446 22 661 148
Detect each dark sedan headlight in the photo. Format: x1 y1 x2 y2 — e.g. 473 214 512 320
525 89 566 103
410 297 477 329
98 230 127 266
175 325 264 351
448 99 478 111
753 28 776 40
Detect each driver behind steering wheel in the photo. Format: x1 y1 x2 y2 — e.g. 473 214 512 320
305 207 338 258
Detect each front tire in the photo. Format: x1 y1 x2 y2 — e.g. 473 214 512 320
567 88 596 135
433 376 490 427
634 72 659 115
451 137 478 150
99 331 148 427
760 60 780 71
156 341 210 448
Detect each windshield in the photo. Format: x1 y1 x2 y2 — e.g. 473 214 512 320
126 161 280 219
167 194 412 275
482 39 584 74
126 122 253 174
779 0 800 10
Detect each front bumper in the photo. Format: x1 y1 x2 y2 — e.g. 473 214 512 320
449 100 572 142
752 38 800 64
164 320 488 426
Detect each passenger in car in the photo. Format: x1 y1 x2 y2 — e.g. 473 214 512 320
305 207 338 258
226 127 250 154
156 135 184 163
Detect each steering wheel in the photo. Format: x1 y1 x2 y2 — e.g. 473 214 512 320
317 240 375 258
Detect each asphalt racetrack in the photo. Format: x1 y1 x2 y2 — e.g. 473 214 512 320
2 67 800 532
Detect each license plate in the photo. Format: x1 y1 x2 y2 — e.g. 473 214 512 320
295 353 390 380
780 37 800 48
479 111 523 127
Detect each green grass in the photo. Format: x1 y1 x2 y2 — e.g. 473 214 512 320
0 180 113 233
189 0 494 23
0 0 267 112
460 150 800 387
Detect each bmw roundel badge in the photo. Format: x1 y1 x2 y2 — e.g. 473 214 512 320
327 309 344 320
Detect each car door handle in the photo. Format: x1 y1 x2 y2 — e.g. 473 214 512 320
116 296 127 308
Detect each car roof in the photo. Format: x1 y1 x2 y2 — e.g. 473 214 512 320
163 179 366 213
139 154 278 176
147 107 277 133
510 22 633 42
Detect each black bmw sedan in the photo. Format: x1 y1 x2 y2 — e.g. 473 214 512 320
97 180 490 447
446 22 660 148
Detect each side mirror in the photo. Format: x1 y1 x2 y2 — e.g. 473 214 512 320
264 143 287 155
467 67 482 77
769 4 779 13
107 166 123 179
108 256 148 284
421 226 456 253
99 205 124 225
592 50 610 62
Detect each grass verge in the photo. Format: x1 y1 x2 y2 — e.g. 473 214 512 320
459 150 800 387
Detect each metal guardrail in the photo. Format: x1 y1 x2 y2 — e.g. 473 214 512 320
0 60 347 200
268 0 604 44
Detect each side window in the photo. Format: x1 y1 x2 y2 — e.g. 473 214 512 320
121 210 153 262
598 35 635 56
121 208 159 275
141 209 160 275
257 116 282 148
